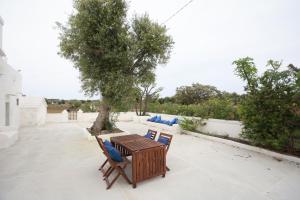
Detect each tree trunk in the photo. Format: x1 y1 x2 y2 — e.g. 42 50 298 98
142 95 149 116
139 96 143 116
135 100 139 116
89 101 110 135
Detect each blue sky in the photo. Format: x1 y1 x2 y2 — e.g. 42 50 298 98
0 0 299 99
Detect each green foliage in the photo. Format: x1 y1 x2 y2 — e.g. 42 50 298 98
68 100 82 109
174 83 221 105
57 0 173 109
104 112 119 131
148 98 239 120
134 78 163 116
233 58 300 151
80 101 100 112
157 96 176 104
179 117 206 132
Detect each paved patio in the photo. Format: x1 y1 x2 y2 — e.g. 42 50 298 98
0 122 299 200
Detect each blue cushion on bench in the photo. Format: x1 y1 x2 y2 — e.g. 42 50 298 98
161 120 169 125
155 116 161 123
158 137 169 145
169 118 178 125
106 146 123 162
150 115 158 122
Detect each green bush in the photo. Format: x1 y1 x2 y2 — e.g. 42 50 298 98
148 98 239 120
233 58 300 152
179 117 205 132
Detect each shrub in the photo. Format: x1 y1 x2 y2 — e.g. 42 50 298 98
233 58 300 151
148 98 239 120
179 117 206 132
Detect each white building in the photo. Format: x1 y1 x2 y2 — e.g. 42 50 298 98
0 16 22 149
20 96 47 127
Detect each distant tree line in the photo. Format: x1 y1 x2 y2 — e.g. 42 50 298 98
147 83 243 120
46 99 100 112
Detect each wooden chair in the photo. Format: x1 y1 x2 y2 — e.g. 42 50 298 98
95 136 109 175
145 129 157 140
95 137 132 189
157 132 173 171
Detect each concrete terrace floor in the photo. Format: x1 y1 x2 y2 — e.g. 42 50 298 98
0 122 300 200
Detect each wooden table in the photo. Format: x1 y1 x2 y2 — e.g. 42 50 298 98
110 134 166 188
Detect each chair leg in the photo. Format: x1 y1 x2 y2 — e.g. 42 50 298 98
104 167 115 179
118 165 132 184
104 164 131 189
99 159 108 171
166 166 170 171
106 172 121 190
103 166 112 177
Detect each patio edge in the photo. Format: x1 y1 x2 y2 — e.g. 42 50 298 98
182 130 300 164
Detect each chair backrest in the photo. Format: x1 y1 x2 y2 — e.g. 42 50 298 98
95 136 116 166
158 132 173 152
146 129 157 140
95 135 105 151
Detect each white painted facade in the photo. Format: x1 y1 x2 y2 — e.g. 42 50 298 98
20 96 47 127
0 17 4 57
0 16 22 149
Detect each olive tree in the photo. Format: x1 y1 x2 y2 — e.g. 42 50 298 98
57 0 173 134
134 75 163 116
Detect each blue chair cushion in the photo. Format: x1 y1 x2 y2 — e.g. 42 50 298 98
106 146 123 162
103 140 113 148
158 137 169 145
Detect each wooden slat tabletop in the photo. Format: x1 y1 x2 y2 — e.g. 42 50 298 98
111 134 164 152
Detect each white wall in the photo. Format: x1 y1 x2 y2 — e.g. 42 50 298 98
77 110 98 122
76 111 136 122
43 111 243 139
196 119 242 138
0 56 22 149
20 96 47 127
0 16 4 55
145 113 243 139
0 126 18 149
46 110 68 123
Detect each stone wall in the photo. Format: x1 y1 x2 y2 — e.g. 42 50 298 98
46 110 68 123
144 113 243 139
45 111 243 139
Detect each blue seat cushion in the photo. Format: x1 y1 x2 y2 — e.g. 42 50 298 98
158 137 169 145
106 146 123 162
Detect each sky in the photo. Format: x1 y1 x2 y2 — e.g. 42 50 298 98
0 0 299 99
